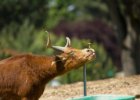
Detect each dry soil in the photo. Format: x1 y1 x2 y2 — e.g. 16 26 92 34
40 75 140 100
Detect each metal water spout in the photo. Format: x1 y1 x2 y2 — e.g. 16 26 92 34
83 42 91 96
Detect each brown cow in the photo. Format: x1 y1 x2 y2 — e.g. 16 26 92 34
0 32 96 100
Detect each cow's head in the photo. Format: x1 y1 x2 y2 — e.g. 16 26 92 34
46 32 96 71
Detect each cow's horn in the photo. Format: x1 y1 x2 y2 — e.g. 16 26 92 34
46 31 65 51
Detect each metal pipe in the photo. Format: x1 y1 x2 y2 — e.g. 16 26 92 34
83 64 87 96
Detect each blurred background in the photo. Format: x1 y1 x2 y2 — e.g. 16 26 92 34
0 0 140 86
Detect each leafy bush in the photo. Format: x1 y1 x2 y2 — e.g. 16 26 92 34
0 20 51 58
0 0 48 29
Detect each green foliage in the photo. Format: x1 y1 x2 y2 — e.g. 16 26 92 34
47 0 76 29
46 0 110 29
0 0 110 32
0 21 51 56
0 0 48 29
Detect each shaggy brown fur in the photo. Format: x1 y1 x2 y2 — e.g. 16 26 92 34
0 46 95 100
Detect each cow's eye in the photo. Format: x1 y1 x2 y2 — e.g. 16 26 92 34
86 49 90 52
68 51 74 56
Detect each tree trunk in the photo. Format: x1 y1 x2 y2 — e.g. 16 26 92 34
106 0 136 76
123 0 140 74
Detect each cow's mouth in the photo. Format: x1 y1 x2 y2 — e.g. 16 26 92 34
86 52 96 61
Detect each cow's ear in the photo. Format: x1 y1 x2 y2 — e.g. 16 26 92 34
65 37 71 47
56 55 66 61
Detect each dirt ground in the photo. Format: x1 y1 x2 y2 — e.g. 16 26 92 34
40 75 140 100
